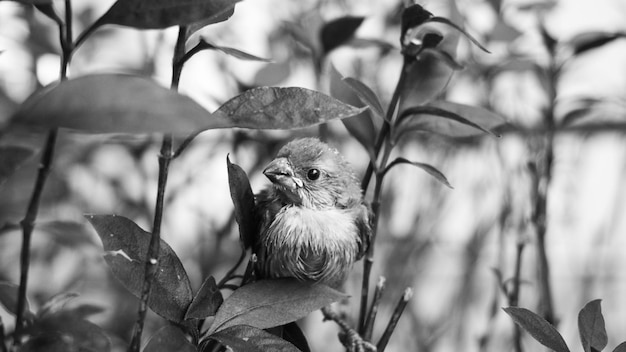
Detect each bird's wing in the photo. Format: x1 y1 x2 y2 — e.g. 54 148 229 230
353 201 373 260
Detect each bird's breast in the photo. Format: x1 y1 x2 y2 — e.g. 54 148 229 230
259 205 360 286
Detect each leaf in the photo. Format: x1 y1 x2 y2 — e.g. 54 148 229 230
22 311 111 352
86 214 193 323
186 8 236 38
185 276 223 320
382 157 452 188
342 77 385 119
320 16 364 54
282 322 310 352
328 65 377 158
578 299 607 352
395 101 504 140
0 145 36 188
34 4 63 25
143 325 196 352
398 54 454 112
208 325 300 352
427 17 490 53
503 307 570 352
400 4 434 43
0 281 32 317
282 21 319 54
569 32 626 56
226 156 256 249
190 39 272 62
95 0 241 29
10 74 211 136
213 87 367 130
421 48 464 70
208 279 347 334
4 0 51 4
613 342 626 352
38 292 79 318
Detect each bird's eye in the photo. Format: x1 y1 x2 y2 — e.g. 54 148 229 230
306 168 321 180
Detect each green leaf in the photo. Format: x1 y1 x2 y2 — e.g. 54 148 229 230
208 325 300 352
185 8 236 38
568 31 626 56
86 214 193 323
613 342 626 352
504 307 570 352
328 65 377 158
395 101 503 139
0 145 36 188
397 55 454 112
578 299 607 352
208 279 347 334
143 325 196 352
34 4 63 25
0 281 32 318
320 16 364 54
95 0 241 29
189 39 272 62
400 4 434 44
282 322 311 352
3 0 51 4
226 156 256 249
382 157 452 188
213 87 367 130
10 74 211 136
38 292 79 318
342 77 385 119
185 276 223 320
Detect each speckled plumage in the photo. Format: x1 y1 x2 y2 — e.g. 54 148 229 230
255 138 371 288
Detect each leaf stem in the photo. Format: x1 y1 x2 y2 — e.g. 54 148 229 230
128 26 187 352
14 0 74 343
376 288 413 351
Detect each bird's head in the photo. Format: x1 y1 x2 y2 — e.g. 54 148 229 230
263 138 361 209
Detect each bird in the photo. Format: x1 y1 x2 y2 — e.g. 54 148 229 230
254 137 371 288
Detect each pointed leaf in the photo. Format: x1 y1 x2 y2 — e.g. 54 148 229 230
34 4 63 25
143 325 196 352
427 17 490 53
213 87 367 130
185 8 236 38
504 307 570 352
283 21 319 54
282 321 311 352
329 65 377 157
421 48 464 70
95 0 241 29
400 4 434 43
38 292 79 318
10 74 211 136
208 279 347 333
0 145 36 188
191 40 272 62
0 281 32 317
395 101 503 139
578 299 607 352
382 157 452 188
208 325 300 352
569 32 626 56
342 77 385 119
226 156 256 249
185 276 223 320
320 16 364 54
85 214 193 323
398 54 454 111
613 342 626 352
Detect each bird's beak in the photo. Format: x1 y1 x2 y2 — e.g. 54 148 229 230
263 157 303 191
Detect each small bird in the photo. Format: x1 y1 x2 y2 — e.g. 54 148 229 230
254 137 371 288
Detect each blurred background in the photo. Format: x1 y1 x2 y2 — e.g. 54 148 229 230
1 0 626 351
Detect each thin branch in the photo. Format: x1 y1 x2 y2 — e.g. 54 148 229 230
377 288 413 351
321 307 376 352
217 248 247 289
363 276 386 341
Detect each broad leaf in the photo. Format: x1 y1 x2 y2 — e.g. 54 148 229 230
186 8 236 38
0 281 32 317
34 4 63 25
143 325 196 352
342 77 385 119
329 65 377 158
22 311 111 352
0 145 36 188
283 322 311 352
578 299 607 352
208 325 300 352
11 74 211 136
95 0 241 29
86 214 193 323
185 276 223 320
382 157 452 188
614 342 626 352
208 279 346 333
213 87 367 130
397 54 454 112
227 156 256 249
395 101 504 139
504 307 570 352
320 16 364 54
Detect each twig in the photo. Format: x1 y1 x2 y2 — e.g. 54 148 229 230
376 288 413 352
217 248 247 289
362 276 386 340
321 307 376 352
128 26 187 352
15 0 74 342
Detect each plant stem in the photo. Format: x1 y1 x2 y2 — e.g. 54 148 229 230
510 241 525 352
376 288 413 351
128 26 186 352
363 276 386 341
14 0 73 343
